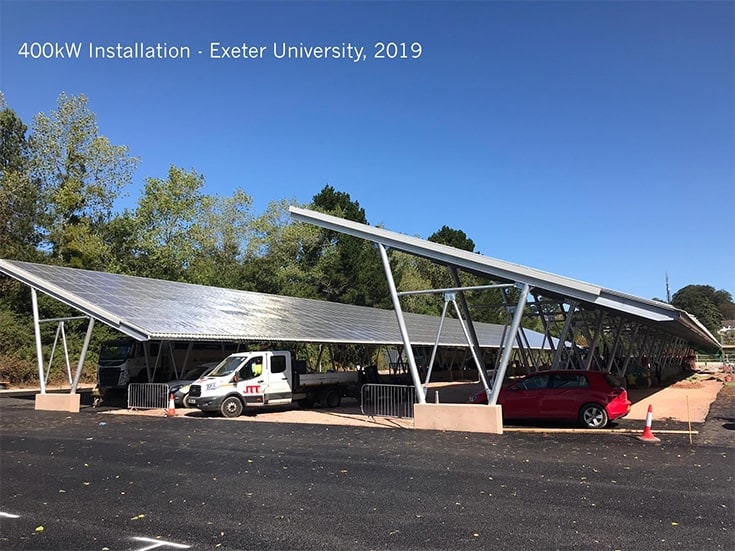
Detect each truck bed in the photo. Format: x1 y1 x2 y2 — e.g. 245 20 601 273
297 371 359 388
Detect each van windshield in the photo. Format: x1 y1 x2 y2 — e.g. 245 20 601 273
207 356 246 378
99 342 133 361
181 364 215 380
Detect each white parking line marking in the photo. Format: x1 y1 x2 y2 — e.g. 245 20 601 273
0 512 20 518
132 536 191 550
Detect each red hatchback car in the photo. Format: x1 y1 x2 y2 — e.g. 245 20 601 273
469 370 631 428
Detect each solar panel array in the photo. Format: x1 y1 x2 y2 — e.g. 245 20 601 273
289 207 721 350
0 259 549 349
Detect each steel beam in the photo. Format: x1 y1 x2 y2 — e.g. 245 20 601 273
378 243 426 404
488 283 530 405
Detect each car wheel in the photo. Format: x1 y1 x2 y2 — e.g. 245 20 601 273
297 398 314 408
323 389 341 408
220 396 243 418
181 393 191 408
579 403 609 429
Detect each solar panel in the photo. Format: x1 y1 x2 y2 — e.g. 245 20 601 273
0 259 550 349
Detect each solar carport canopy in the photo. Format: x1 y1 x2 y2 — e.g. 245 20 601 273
288 207 720 352
0 259 550 349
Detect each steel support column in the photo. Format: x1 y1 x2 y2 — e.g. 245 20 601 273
31 288 46 394
583 310 606 371
553 301 577 369
449 266 485 370
446 292 492 397
378 243 426 404
488 283 531 405
70 317 95 394
423 298 450 393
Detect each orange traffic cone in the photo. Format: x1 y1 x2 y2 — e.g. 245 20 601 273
637 404 660 442
166 393 176 417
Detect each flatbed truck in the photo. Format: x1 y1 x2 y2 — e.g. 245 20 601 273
187 350 363 417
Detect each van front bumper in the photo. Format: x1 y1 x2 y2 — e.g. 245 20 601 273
189 395 226 411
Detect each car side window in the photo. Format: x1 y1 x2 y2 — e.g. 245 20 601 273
519 374 551 390
551 374 589 388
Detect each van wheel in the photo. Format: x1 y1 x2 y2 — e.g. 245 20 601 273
220 396 243 418
579 403 608 429
323 389 341 408
181 393 191 408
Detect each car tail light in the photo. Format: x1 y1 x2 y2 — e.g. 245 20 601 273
608 388 627 401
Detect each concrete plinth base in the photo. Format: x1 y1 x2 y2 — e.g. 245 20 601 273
414 403 503 434
34 393 81 413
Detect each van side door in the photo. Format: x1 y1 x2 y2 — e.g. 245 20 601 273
264 353 293 406
236 354 267 407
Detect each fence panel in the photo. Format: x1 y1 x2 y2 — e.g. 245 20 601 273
128 383 170 410
361 384 416 419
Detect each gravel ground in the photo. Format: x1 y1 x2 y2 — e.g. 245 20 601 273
697 382 735 447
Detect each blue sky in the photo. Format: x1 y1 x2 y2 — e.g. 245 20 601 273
1 0 733 302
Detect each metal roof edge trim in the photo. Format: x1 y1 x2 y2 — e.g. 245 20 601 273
677 311 721 348
598 289 720 349
600 288 678 313
594 292 676 322
289 206 602 301
144 333 536 349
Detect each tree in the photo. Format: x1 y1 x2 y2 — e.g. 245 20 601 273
671 285 733 334
130 165 208 280
407 224 511 325
0 93 40 261
303 185 391 308
187 187 253 288
241 198 319 296
28 93 138 267
428 226 475 252
127 165 253 285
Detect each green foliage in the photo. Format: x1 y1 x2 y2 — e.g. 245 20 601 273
0 300 102 385
399 224 510 323
28 92 139 265
127 165 208 279
312 185 367 223
1 92 28 173
304 185 391 307
392 252 441 315
187 187 253 288
129 165 254 285
672 285 733 335
242 199 321 297
0 96 41 260
428 226 475 252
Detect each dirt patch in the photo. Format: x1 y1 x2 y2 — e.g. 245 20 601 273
670 381 704 389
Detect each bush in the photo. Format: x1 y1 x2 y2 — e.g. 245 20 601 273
0 354 97 387
0 354 38 386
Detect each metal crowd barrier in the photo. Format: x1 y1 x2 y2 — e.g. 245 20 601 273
360 383 416 419
127 383 170 410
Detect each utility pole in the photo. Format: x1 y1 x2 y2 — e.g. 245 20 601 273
665 272 671 303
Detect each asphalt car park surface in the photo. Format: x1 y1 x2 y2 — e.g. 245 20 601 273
1 391 733 551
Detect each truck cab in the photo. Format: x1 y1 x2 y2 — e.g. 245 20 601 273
97 338 147 389
187 351 294 417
